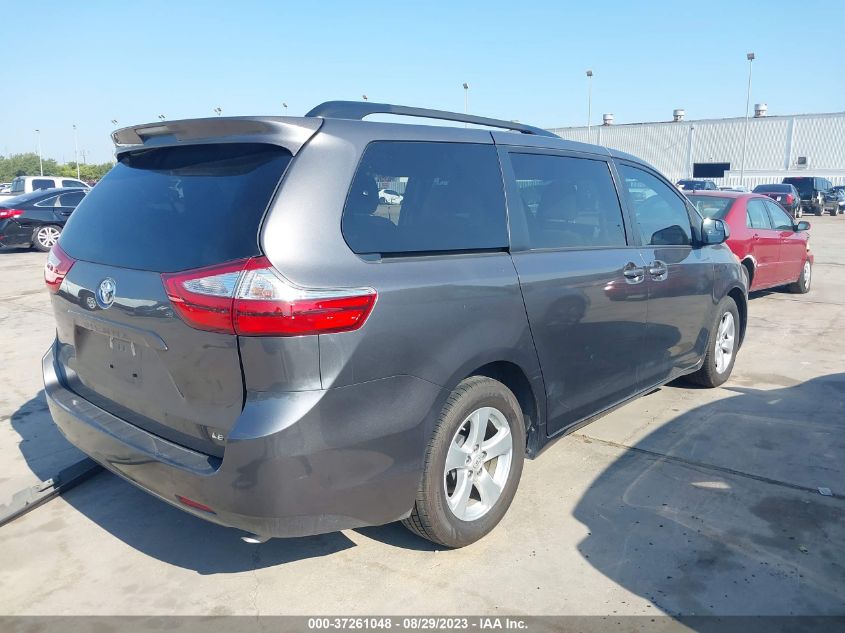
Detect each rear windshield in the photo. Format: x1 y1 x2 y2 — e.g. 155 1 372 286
60 143 291 272
686 195 734 219
753 184 789 193
783 178 813 194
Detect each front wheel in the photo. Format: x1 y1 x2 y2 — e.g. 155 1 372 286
788 259 812 294
403 376 525 548
33 225 61 252
687 297 740 388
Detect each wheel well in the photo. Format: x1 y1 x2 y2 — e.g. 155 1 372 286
727 287 747 346
469 361 539 456
741 258 754 284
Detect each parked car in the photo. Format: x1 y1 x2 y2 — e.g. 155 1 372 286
43 101 746 548
677 179 718 191
0 188 87 251
782 176 833 215
687 191 813 294
0 175 90 201
752 183 803 217
378 188 403 204
0 182 11 194
719 186 750 193
823 188 845 215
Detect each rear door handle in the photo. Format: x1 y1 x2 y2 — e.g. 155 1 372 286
647 260 668 281
622 262 645 284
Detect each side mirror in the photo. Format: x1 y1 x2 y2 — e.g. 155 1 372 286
701 218 730 245
795 221 810 232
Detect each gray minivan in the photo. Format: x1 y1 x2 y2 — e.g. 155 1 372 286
43 102 746 547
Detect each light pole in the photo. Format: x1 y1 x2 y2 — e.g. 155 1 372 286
35 129 43 176
213 107 222 116
740 52 755 186
73 124 80 179
282 102 288 112
110 119 118 127
586 70 594 137
362 94 368 101
463 83 469 127
158 114 166 121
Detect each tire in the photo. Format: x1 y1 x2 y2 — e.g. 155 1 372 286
795 205 802 218
32 225 61 252
402 376 526 548
379 196 387 204
787 259 812 294
686 296 740 388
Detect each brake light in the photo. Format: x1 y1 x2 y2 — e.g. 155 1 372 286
162 257 377 336
44 244 76 293
785 194 794 204
0 208 23 219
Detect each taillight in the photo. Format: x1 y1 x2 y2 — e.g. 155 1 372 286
162 256 376 337
44 244 76 294
785 194 794 204
0 208 23 219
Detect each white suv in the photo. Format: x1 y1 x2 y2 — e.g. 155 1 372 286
0 175 90 200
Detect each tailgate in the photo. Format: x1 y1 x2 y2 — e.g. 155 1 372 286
50 141 298 457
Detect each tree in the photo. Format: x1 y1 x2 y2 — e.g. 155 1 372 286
0 153 112 183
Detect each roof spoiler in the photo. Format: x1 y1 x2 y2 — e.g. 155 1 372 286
306 101 557 138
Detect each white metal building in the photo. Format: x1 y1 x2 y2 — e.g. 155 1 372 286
549 108 845 188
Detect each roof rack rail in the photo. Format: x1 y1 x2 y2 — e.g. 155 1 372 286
305 101 557 138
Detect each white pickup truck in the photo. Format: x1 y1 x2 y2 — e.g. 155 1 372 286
0 175 89 200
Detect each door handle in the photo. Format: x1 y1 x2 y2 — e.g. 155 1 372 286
647 260 668 281
622 262 645 284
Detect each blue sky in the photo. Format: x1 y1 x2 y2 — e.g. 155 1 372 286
3 0 843 163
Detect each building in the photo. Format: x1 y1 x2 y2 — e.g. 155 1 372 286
549 107 845 188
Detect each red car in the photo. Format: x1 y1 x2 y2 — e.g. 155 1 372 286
687 191 813 293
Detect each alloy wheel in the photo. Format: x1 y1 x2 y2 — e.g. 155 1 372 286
714 311 736 374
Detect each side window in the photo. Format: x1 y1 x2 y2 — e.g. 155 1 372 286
509 153 626 249
32 179 54 191
34 195 60 208
341 142 507 255
765 200 794 230
62 179 86 188
746 199 773 229
57 191 85 207
618 164 692 246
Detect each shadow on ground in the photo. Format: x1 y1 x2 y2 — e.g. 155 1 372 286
572 373 845 615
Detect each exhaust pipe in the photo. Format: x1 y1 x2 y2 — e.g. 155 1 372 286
241 533 270 544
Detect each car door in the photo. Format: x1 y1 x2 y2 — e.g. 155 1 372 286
502 149 647 436
745 198 780 287
53 190 85 224
764 199 804 282
616 162 714 387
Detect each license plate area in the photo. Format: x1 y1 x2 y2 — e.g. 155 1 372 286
75 326 142 384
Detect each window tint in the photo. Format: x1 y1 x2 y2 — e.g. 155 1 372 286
510 153 626 249
746 199 772 229
618 165 691 246
341 142 507 255
57 191 85 207
60 144 292 272
11 178 25 193
765 200 794 230
32 179 54 191
62 179 86 188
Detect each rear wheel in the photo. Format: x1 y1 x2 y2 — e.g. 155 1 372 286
33 225 61 252
795 205 802 218
403 376 525 548
687 297 739 388
788 259 812 294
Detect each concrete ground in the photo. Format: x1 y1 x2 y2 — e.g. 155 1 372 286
0 217 843 616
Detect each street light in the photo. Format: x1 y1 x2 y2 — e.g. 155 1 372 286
282 102 288 111
213 107 222 116
586 70 594 136
110 119 118 127
73 124 80 179
740 52 755 186
35 129 43 176
362 94 368 101
158 114 166 121
463 83 469 127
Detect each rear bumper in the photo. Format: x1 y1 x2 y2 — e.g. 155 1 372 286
43 342 443 537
